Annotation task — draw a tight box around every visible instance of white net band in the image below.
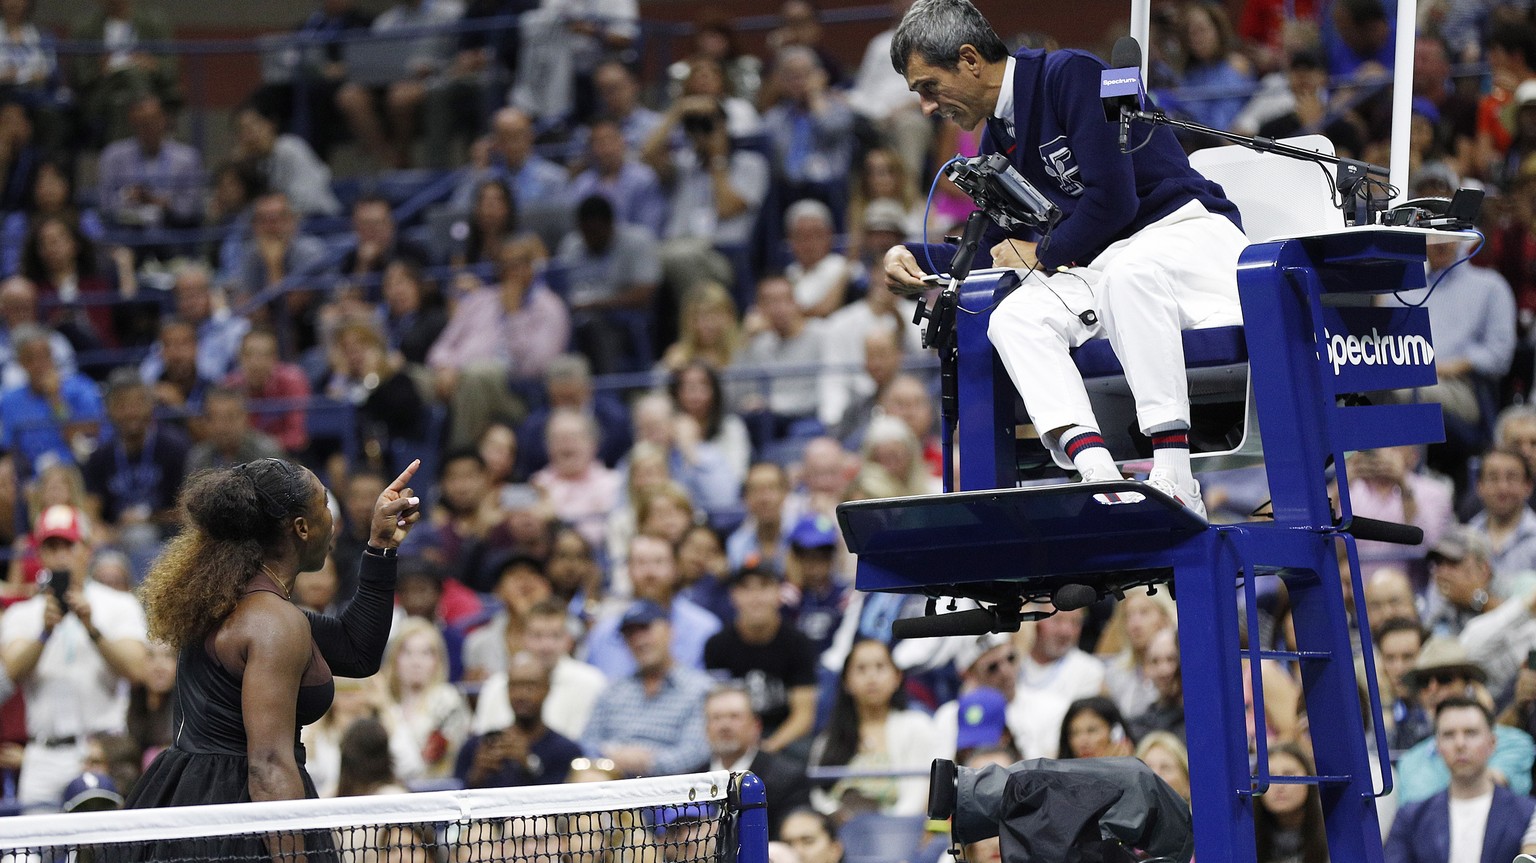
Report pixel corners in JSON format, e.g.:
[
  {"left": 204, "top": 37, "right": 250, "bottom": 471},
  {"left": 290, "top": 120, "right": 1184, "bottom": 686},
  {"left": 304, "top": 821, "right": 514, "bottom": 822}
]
[{"left": 0, "top": 770, "right": 744, "bottom": 863}]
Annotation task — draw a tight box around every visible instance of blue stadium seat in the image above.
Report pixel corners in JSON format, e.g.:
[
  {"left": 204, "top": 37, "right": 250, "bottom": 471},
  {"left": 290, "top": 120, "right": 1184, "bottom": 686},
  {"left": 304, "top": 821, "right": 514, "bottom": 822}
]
[
  {"left": 330, "top": 178, "right": 365, "bottom": 212},
  {"left": 373, "top": 169, "right": 454, "bottom": 208},
  {"left": 305, "top": 397, "right": 359, "bottom": 467},
  {"left": 391, "top": 403, "right": 448, "bottom": 493},
  {"left": 404, "top": 777, "right": 465, "bottom": 793},
  {"left": 1072, "top": 325, "right": 1248, "bottom": 378}
]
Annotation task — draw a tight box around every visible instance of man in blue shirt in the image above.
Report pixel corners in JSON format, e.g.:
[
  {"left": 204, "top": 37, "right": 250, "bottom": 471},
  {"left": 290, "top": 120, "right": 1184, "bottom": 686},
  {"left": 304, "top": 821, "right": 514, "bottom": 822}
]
[
  {"left": 1388, "top": 225, "right": 1516, "bottom": 462},
  {"left": 0, "top": 326, "right": 104, "bottom": 476},
  {"left": 582, "top": 534, "right": 721, "bottom": 680},
  {"left": 448, "top": 107, "right": 569, "bottom": 212},
  {"left": 881, "top": 0, "right": 1248, "bottom": 519},
  {"left": 580, "top": 599, "right": 712, "bottom": 777},
  {"left": 1394, "top": 640, "right": 1535, "bottom": 803}
]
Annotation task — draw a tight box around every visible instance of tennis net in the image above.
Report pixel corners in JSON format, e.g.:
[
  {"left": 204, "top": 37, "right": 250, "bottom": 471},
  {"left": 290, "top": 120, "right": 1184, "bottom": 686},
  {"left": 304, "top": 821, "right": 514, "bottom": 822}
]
[{"left": 0, "top": 769, "right": 767, "bottom": 863}]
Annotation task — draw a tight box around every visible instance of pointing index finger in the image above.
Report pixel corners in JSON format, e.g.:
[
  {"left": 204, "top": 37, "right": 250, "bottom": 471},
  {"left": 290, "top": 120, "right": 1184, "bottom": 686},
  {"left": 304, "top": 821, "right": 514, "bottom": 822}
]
[{"left": 386, "top": 459, "right": 421, "bottom": 494}]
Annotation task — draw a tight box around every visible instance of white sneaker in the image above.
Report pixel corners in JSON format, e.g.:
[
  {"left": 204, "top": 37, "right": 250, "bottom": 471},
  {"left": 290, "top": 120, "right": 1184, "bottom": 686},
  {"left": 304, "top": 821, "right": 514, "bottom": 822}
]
[
  {"left": 1146, "top": 469, "right": 1207, "bottom": 522},
  {"left": 1080, "top": 465, "right": 1146, "bottom": 506},
  {"left": 1078, "top": 464, "right": 1123, "bottom": 484}
]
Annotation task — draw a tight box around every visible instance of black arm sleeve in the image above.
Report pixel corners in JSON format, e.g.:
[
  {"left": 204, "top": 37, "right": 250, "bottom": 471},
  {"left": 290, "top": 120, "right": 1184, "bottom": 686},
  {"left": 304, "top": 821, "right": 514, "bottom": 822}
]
[{"left": 305, "top": 552, "right": 396, "bottom": 677}]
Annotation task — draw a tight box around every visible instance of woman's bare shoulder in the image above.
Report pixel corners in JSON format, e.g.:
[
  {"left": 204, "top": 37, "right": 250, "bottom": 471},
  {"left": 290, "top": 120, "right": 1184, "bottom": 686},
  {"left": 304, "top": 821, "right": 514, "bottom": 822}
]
[{"left": 213, "top": 593, "right": 312, "bottom": 674}]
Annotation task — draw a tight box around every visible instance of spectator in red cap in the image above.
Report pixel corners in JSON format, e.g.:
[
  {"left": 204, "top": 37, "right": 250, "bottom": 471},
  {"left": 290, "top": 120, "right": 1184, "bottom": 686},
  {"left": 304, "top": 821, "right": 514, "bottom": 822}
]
[{"left": 0, "top": 503, "right": 148, "bottom": 810}]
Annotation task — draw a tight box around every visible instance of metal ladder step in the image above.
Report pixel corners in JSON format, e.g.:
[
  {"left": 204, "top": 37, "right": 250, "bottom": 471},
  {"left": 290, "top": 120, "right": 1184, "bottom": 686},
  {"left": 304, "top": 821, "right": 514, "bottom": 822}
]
[
  {"left": 1252, "top": 648, "right": 1332, "bottom": 662},
  {"left": 1240, "top": 774, "right": 1354, "bottom": 796}
]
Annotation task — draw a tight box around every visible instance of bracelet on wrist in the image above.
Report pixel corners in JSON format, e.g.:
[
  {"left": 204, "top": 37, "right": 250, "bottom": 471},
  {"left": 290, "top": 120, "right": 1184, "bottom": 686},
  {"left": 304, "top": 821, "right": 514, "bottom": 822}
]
[{"left": 364, "top": 544, "right": 398, "bottom": 559}]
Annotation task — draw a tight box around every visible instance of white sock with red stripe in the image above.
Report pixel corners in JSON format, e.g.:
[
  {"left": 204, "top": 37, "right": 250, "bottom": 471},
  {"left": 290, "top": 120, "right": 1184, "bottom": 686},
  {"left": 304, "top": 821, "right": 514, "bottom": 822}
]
[{"left": 1062, "top": 425, "right": 1117, "bottom": 479}]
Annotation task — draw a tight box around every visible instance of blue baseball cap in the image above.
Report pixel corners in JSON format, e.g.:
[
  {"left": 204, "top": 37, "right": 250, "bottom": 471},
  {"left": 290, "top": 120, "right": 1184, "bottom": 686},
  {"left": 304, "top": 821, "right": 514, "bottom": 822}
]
[
  {"left": 620, "top": 599, "right": 669, "bottom": 633},
  {"left": 788, "top": 514, "right": 838, "bottom": 549},
  {"left": 955, "top": 687, "right": 1009, "bottom": 751},
  {"left": 62, "top": 772, "right": 122, "bottom": 813}
]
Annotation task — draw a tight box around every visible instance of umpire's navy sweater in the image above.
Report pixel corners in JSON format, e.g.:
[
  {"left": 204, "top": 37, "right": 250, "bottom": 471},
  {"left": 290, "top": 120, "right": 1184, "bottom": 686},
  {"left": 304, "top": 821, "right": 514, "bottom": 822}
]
[{"left": 910, "top": 47, "right": 1242, "bottom": 272}]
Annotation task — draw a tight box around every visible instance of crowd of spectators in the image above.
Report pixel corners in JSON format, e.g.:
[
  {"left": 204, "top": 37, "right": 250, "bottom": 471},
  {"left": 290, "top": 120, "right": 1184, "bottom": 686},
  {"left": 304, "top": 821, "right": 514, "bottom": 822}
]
[{"left": 5, "top": 0, "right": 1536, "bottom": 858}]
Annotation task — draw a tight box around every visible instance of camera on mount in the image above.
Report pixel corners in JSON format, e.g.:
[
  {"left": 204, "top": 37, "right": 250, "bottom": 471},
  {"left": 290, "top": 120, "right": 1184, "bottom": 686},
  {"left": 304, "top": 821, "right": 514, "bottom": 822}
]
[
  {"left": 928, "top": 757, "right": 1192, "bottom": 863},
  {"left": 944, "top": 154, "right": 1063, "bottom": 234}
]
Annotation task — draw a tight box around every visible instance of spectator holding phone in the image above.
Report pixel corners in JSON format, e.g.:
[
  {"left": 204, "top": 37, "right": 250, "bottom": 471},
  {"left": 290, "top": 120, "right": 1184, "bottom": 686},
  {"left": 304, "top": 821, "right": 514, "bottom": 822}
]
[
  {"left": 455, "top": 651, "right": 579, "bottom": 787},
  {"left": 0, "top": 504, "right": 149, "bottom": 810}
]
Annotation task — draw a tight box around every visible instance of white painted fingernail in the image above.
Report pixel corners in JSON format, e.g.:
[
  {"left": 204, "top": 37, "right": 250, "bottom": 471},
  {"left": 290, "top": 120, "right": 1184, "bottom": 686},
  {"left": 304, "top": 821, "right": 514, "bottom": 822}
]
[{"left": 407, "top": 497, "right": 420, "bottom": 506}]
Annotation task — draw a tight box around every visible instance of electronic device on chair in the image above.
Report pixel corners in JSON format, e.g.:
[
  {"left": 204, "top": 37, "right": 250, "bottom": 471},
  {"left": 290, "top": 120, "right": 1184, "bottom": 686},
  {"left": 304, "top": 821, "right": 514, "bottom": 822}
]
[
  {"left": 1381, "top": 188, "right": 1484, "bottom": 230},
  {"left": 944, "top": 154, "right": 1063, "bottom": 234}
]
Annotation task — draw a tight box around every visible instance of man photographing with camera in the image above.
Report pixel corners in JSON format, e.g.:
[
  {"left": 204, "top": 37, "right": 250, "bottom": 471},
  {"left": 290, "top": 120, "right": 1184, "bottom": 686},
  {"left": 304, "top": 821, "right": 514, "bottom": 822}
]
[
  {"left": 0, "top": 504, "right": 148, "bottom": 810},
  {"left": 642, "top": 93, "right": 770, "bottom": 322}
]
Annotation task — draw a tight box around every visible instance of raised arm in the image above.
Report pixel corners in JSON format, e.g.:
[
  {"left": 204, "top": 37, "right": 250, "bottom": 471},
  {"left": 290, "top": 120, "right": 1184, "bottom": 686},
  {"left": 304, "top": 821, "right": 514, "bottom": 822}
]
[{"left": 308, "top": 461, "right": 422, "bottom": 677}]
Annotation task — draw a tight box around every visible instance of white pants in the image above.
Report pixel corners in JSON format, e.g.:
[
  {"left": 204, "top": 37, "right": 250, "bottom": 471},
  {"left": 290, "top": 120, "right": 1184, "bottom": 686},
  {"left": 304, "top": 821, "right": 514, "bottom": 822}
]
[
  {"left": 986, "top": 201, "right": 1249, "bottom": 468},
  {"left": 19, "top": 740, "right": 86, "bottom": 811}
]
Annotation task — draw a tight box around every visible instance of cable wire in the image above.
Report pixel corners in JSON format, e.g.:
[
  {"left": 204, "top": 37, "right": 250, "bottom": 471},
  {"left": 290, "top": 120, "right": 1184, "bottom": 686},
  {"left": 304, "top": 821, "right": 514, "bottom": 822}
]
[
  {"left": 921, "top": 156, "right": 966, "bottom": 276},
  {"left": 1393, "top": 227, "right": 1486, "bottom": 308}
]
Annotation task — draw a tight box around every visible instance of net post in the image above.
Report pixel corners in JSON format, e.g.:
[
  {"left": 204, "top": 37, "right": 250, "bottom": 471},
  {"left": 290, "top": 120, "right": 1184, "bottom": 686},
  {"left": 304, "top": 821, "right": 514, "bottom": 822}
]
[{"left": 730, "top": 771, "right": 769, "bottom": 863}]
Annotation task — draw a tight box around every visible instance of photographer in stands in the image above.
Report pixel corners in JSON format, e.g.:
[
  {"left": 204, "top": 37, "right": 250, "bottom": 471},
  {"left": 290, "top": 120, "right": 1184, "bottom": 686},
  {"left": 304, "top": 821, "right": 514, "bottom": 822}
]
[
  {"left": 0, "top": 505, "right": 147, "bottom": 810},
  {"left": 643, "top": 95, "right": 769, "bottom": 305}
]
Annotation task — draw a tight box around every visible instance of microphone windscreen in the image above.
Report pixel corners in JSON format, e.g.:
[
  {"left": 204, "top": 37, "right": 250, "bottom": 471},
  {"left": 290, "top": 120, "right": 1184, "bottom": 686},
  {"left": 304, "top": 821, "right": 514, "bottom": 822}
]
[
  {"left": 1110, "top": 35, "right": 1142, "bottom": 70},
  {"left": 1052, "top": 583, "right": 1099, "bottom": 612},
  {"left": 1346, "top": 516, "right": 1424, "bottom": 547},
  {"left": 891, "top": 608, "right": 997, "bottom": 639}
]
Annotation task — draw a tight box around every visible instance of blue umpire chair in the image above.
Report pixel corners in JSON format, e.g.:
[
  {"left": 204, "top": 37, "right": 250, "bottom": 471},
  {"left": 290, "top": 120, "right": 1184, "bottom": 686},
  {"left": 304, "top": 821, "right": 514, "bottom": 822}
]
[{"left": 836, "top": 137, "right": 1469, "bottom": 863}]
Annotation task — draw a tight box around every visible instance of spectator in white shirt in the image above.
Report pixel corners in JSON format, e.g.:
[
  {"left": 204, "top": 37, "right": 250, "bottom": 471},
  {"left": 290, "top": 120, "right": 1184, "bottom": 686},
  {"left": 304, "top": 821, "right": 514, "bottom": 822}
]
[
  {"left": 472, "top": 598, "right": 605, "bottom": 741},
  {"left": 1386, "top": 697, "right": 1534, "bottom": 863},
  {"left": 1018, "top": 605, "right": 1107, "bottom": 705},
  {"left": 844, "top": 0, "right": 930, "bottom": 178},
  {"left": 0, "top": 505, "right": 148, "bottom": 810},
  {"left": 783, "top": 199, "right": 850, "bottom": 319}
]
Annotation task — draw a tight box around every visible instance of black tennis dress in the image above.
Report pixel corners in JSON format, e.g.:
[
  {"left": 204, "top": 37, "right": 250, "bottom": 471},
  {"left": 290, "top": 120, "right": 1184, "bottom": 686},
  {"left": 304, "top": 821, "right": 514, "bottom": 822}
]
[{"left": 118, "top": 552, "right": 397, "bottom": 860}]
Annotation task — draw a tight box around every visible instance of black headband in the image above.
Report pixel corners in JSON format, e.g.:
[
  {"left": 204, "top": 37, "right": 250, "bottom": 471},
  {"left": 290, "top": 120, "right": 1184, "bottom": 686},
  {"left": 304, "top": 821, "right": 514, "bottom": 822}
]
[{"left": 233, "top": 458, "right": 307, "bottom": 521}]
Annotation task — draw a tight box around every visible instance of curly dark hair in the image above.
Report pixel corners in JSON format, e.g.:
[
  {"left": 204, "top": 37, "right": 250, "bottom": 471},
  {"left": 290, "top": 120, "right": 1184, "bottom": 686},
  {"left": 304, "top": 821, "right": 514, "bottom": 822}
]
[{"left": 139, "top": 459, "right": 315, "bottom": 649}]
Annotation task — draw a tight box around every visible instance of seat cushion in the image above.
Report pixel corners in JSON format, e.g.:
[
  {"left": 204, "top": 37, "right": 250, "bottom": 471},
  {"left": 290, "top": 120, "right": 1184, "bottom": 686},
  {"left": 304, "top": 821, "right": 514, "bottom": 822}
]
[{"left": 1071, "top": 326, "right": 1248, "bottom": 378}]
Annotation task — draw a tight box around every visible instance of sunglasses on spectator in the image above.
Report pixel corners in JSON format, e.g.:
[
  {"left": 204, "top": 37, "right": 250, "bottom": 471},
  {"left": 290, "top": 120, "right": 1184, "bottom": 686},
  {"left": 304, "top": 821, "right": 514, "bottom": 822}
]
[
  {"left": 1425, "top": 672, "right": 1465, "bottom": 687},
  {"left": 981, "top": 652, "right": 1018, "bottom": 676}
]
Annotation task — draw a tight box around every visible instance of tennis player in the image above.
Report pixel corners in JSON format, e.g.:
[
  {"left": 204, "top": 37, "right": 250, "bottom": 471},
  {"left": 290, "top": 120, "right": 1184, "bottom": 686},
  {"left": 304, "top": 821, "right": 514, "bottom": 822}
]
[{"left": 128, "top": 458, "right": 421, "bottom": 824}]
